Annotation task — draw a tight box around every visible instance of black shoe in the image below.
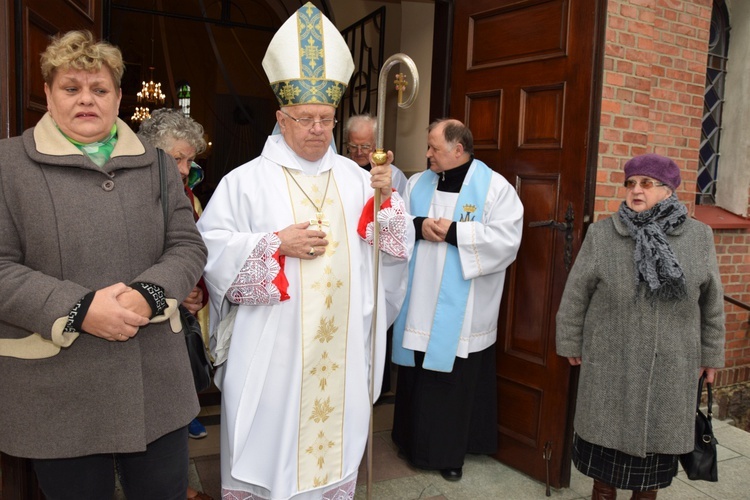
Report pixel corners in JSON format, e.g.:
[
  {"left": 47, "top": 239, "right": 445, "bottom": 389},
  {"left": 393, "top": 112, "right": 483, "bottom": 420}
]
[{"left": 440, "top": 468, "right": 462, "bottom": 481}]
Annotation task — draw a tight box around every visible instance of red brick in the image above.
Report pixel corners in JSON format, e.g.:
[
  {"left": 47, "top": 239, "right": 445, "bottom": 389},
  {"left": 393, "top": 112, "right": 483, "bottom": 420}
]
[{"left": 620, "top": 32, "right": 637, "bottom": 47}]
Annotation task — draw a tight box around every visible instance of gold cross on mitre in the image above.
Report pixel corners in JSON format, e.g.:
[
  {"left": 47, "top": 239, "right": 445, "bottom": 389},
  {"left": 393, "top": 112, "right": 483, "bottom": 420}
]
[
  {"left": 394, "top": 73, "right": 408, "bottom": 104},
  {"left": 309, "top": 211, "right": 330, "bottom": 232}
]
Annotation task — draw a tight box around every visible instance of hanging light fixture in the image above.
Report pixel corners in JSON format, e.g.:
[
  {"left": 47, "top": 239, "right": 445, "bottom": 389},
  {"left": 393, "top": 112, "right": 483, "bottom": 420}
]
[
  {"left": 134, "top": 13, "right": 166, "bottom": 113},
  {"left": 137, "top": 67, "right": 165, "bottom": 105},
  {"left": 131, "top": 106, "right": 151, "bottom": 123}
]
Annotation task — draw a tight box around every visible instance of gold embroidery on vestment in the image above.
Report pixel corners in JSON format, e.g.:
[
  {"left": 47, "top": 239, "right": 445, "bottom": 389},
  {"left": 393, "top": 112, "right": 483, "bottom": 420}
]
[
  {"left": 311, "top": 265, "right": 343, "bottom": 308},
  {"left": 315, "top": 317, "right": 337, "bottom": 343},
  {"left": 310, "top": 397, "right": 334, "bottom": 423},
  {"left": 286, "top": 169, "right": 350, "bottom": 490},
  {"left": 324, "top": 240, "right": 339, "bottom": 257},
  {"left": 310, "top": 351, "right": 340, "bottom": 390},
  {"left": 305, "top": 430, "right": 335, "bottom": 469}
]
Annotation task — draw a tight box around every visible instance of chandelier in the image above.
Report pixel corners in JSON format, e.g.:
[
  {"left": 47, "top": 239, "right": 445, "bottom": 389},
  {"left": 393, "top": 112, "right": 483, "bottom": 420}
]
[
  {"left": 131, "top": 14, "right": 165, "bottom": 123},
  {"left": 137, "top": 67, "right": 165, "bottom": 104},
  {"left": 131, "top": 106, "right": 151, "bottom": 123}
]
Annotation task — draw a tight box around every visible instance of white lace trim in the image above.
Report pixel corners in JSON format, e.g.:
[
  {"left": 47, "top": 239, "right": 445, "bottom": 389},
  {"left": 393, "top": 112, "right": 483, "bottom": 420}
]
[
  {"left": 225, "top": 233, "right": 283, "bottom": 305},
  {"left": 322, "top": 477, "right": 356, "bottom": 500},
  {"left": 364, "top": 192, "right": 408, "bottom": 259},
  {"left": 220, "top": 476, "right": 356, "bottom": 500}
]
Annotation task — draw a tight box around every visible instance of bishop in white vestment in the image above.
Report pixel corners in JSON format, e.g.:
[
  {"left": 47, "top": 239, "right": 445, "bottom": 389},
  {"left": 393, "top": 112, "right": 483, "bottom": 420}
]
[
  {"left": 197, "top": 4, "right": 412, "bottom": 499},
  {"left": 391, "top": 119, "right": 524, "bottom": 481}
]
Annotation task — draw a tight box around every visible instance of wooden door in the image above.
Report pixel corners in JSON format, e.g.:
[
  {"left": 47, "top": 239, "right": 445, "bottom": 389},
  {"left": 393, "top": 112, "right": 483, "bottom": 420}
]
[
  {"left": 1, "top": 0, "right": 100, "bottom": 137},
  {"left": 449, "top": 0, "right": 603, "bottom": 487},
  {"left": 0, "top": 3, "right": 99, "bottom": 496}
]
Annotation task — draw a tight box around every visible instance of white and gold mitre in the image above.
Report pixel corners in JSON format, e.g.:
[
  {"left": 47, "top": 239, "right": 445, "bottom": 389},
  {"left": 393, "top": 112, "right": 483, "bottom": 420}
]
[{"left": 262, "top": 2, "right": 354, "bottom": 108}]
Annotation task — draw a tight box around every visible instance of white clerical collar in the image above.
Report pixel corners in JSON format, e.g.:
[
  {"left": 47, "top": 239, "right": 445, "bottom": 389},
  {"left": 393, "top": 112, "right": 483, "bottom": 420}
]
[{"left": 279, "top": 136, "right": 325, "bottom": 176}]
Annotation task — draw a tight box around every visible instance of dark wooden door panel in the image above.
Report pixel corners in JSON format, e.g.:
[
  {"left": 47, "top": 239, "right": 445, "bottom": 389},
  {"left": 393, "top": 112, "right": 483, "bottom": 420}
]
[
  {"left": 450, "top": 0, "right": 602, "bottom": 487},
  {"left": 468, "top": 0, "right": 569, "bottom": 70},
  {"left": 506, "top": 175, "right": 561, "bottom": 363},
  {"left": 17, "top": 0, "right": 100, "bottom": 133}
]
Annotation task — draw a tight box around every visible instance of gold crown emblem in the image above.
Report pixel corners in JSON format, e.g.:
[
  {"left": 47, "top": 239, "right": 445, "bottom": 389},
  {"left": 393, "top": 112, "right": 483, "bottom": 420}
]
[{"left": 463, "top": 204, "right": 477, "bottom": 213}]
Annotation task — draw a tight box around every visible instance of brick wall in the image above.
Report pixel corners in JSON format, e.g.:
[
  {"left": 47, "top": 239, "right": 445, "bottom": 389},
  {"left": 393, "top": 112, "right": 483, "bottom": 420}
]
[
  {"left": 714, "top": 231, "right": 750, "bottom": 386},
  {"left": 597, "top": 0, "right": 749, "bottom": 388}
]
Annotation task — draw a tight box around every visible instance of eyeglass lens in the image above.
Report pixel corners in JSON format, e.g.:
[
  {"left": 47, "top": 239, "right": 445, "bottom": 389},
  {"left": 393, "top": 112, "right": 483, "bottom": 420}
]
[
  {"left": 624, "top": 179, "right": 662, "bottom": 189},
  {"left": 296, "top": 117, "right": 336, "bottom": 128},
  {"left": 282, "top": 110, "right": 336, "bottom": 128}
]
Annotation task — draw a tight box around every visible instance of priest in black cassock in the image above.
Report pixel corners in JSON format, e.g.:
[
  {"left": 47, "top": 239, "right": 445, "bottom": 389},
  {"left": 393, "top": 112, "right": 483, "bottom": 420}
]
[{"left": 391, "top": 118, "right": 523, "bottom": 481}]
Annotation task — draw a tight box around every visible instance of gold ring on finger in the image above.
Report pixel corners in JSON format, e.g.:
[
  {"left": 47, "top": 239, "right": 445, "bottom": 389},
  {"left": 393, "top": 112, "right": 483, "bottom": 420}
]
[{"left": 308, "top": 247, "right": 315, "bottom": 256}]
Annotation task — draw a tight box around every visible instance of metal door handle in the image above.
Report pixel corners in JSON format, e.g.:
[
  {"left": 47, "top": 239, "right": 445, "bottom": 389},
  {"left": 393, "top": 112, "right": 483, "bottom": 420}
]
[
  {"left": 528, "top": 202, "right": 575, "bottom": 271},
  {"left": 528, "top": 219, "right": 568, "bottom": 231}
]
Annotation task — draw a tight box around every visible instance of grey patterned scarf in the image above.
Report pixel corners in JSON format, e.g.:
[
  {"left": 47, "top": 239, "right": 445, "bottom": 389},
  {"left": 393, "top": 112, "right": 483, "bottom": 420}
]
[{"left": 617, "top": 193, "right": 688, "bottom": 301}]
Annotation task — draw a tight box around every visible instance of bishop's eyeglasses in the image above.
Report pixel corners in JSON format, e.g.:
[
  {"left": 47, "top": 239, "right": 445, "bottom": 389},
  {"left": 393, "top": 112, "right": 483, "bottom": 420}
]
[
  {"left": 280, "top": 110, "right": 337, "bottom": 129},
  {"left": 624, "top": 178, "right": 666, "bottom": 190}
]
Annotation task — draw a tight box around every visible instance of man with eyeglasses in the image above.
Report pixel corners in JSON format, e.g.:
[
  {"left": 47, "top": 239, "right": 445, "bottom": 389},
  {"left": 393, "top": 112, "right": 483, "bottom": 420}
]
[
  {"left": 344, "top": 114, "right": 408, "bottom": 399},
  {"left": 344, "top": 114, "right": 408, "bottom": 195},
  {"left": 196, "top": 4, "right": 413, "bottom": 499}
]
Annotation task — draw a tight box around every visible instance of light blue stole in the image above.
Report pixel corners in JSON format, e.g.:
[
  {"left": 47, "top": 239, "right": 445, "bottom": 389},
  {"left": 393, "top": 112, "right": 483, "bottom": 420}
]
[{"left": 392, "top": 160, "right": 492, "bottom": 372}]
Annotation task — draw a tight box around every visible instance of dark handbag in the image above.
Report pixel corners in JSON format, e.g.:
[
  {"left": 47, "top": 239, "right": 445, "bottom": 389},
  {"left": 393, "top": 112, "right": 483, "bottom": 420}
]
[
  {"left": 679, "top": 373, "right": 718, "bottom": 482},
  {"left": 179, "top": 305, "right": 212, "bottom": 393},
  {"left": 158, "top": 149, "right": 213, "bottom": 393}
]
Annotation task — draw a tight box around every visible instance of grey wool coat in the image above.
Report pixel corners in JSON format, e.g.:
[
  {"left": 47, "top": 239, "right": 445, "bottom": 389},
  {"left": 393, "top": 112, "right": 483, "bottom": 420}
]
[
  {"left": 556, "top": 213, "right": 725, "bottom": 458},
  {"left": 0, "top": 113, "right": 208, "bottom": 459}
]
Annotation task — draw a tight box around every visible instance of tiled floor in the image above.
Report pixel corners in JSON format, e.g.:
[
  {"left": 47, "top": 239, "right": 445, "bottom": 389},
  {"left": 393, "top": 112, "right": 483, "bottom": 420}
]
[{"left": 185, "top": 401, "right": 750, "bottom": 500}]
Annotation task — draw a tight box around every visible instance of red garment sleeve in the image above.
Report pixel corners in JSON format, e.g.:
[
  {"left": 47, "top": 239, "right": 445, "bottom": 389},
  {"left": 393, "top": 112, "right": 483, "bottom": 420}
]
[
  {"left": 196, "top": 277, "right": 209, "bottom": 307},
  {"left": 357, "top": 190, "right": 395, "bottom": 239},
  {"left": 272, "top": 244, "right": 290, "bottom": 302}
]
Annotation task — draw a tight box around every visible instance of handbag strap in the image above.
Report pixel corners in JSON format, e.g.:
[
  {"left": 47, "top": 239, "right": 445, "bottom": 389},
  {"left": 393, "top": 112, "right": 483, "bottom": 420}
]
[
  {"left": 696, "top": 372, "right": 713, "bottom": 418},
  {"left": 157, "top": 150, "right": 191, "bottom": 323},
  {"left": 157, "top": 148, "right": 169, "bottom": 247}
]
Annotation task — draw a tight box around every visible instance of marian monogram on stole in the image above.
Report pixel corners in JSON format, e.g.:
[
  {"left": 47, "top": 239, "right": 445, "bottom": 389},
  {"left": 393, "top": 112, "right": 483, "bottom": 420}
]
[
  {"left": 459, "top": 203, "right": 477, "bottom": 222},
  {"left": 285, "top": 170, "right": 349, "bottom": 489}
]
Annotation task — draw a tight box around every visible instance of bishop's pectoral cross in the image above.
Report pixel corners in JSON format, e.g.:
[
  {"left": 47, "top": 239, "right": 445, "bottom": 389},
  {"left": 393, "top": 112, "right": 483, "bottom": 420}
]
[{"left": 309, "top": 211, "right": 330, "bottom": 232}]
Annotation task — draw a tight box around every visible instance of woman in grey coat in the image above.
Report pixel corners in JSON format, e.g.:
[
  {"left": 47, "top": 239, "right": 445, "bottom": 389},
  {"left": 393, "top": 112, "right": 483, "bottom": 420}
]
[
  {"left": 0, "top": 31, "right": 207, "bottom": 499},
  {"left": 556, "top": 153, "right": 725, "bottom": 500}
]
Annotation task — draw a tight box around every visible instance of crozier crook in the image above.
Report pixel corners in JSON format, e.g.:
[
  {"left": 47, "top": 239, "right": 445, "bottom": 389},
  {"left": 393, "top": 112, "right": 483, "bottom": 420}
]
[{"left": 367, "top": 53, "right": 419, "bottom": 500}]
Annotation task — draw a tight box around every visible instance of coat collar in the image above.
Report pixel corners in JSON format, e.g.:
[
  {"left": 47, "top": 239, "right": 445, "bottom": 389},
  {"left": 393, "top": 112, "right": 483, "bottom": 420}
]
[{"left": 26, "top": 113, "right": 148, "bottom": 171}]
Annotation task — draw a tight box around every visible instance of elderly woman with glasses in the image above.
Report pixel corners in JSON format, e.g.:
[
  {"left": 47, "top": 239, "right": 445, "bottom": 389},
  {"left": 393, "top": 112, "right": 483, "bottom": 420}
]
[
  {"left": 139, "top": 108, "right": 214, "bottom": 500},
  {"left": 139, "top": 109, "right": 209, "bottom": 322},
  {"left": 556, "top": 153, "right": 725, "bottom": 500}
]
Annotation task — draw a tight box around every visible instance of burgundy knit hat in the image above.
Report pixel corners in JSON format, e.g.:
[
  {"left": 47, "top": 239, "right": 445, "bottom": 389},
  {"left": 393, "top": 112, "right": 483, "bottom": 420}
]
[{"left": 623, "top": 153, "right": 681, "bottom": 190}]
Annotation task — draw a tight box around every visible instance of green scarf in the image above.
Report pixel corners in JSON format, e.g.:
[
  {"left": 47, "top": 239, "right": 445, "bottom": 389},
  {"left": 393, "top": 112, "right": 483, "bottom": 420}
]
[{"left": 63, "top": 124, "right": 118, "bottom": 168}]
